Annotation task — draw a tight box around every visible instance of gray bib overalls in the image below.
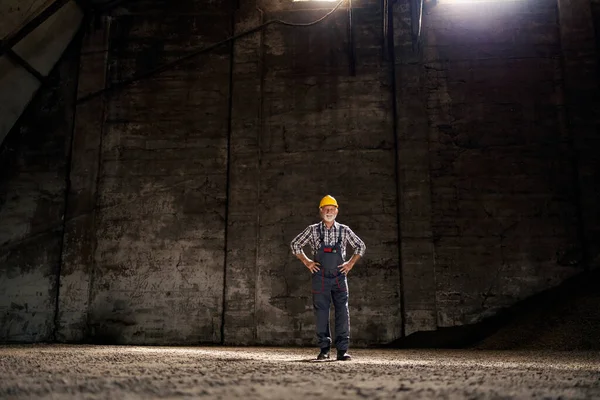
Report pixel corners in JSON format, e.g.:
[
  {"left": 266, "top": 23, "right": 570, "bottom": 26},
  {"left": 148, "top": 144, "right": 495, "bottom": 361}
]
[{"left": 312, "top": 224, "right": 350, "bottom": 351}]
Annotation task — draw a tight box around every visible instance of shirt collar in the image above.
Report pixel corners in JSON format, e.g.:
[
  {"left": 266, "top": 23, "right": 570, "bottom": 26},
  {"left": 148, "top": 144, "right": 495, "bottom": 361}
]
[{"left": 320, "top": 220, "right": 339, "bottom": 230}]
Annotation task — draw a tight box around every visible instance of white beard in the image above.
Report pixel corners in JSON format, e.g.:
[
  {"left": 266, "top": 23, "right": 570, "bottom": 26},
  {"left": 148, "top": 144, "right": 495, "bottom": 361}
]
[{"left": 324, "top": 214, "right": 336, "bottom": 222}]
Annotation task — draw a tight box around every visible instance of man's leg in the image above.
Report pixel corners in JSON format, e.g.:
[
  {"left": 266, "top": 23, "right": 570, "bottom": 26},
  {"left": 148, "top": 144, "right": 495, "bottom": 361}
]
[
  {"left": 313, "top": 275, "right": 332, "bottom": 350},
  {"left": 332, "top": 276, "right": 350, "bottom": 353}
]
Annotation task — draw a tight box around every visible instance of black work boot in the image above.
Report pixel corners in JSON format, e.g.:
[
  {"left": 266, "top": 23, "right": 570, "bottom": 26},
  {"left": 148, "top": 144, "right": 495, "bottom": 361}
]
[
  {"left": 336, "top": 350, "right": 352, "bottom": 361},
  {"left": 317, "top": 347, "right": 330, "bottom": 360}
]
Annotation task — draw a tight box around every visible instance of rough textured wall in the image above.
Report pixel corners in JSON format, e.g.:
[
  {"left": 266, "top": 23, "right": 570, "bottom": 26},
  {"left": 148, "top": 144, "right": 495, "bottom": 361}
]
[
  {"left": 62, "top": 0, "right": 595, "bottom": 345},
  {"left": 559, "top": 0, "right": 600, "bottom": 269},
  {"left": 55, "top": 18, "right": 111, "bottom": 342},
  {"left": 590, "top": 0, "right": 600, "bottom": 266},
  {"left": 393, "top": 0, "right": 438, "bottom": 335},
  {"left": 79, "top": 1, "right": 233, "bottom": 344},
  {"left": 0, "top": 45, "right": 79, "bottom": 342},
  {"left": 225, "top": 0, "right": 401, "bottom": 346},
  {"left": 70, "top": 0, "right": 401, "bottom": 346},
  {"left": 420, "top": 0, "right": 582, "bottom": 326},
  {"left": 221, "top": 3, "right": 262, "bottom": 345},
  {"left": 4, "top": 0, "right": 598, "bottom": 345}
]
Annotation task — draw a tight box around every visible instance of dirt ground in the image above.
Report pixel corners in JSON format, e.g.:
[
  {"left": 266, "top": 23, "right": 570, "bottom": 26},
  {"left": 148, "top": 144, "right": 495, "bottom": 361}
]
[{"left": 0, "top": 345, "right": 599, "bottom": 399}]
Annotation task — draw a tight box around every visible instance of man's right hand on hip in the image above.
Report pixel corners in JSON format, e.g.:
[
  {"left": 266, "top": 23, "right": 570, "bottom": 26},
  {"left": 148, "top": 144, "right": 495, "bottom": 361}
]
[{"left": 305, "top": 261, "right": 320, "bottom": 273}]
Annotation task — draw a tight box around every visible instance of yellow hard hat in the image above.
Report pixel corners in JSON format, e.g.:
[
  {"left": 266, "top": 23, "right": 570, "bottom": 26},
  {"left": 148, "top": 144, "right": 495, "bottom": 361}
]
[{"left": 319, "top": 195, "right": 338, "bottom": 208}]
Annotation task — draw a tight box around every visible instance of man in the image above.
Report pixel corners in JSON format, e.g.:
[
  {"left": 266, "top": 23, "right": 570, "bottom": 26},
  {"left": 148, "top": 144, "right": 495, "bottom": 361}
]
[{"left": 290, "top": 195, "right": 366, "bottom": 361}]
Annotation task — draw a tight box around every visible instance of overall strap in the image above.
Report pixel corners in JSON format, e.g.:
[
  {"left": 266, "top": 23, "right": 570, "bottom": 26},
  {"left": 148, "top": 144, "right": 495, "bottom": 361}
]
[{"left": 336, "top": 226, "right": 344, "bottom": 246}]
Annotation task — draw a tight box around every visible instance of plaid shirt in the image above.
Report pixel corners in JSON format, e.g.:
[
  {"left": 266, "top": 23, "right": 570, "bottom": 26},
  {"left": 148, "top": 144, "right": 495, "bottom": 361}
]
[{"left": 290, "top": 221, "right": 366, "bottom": 261}]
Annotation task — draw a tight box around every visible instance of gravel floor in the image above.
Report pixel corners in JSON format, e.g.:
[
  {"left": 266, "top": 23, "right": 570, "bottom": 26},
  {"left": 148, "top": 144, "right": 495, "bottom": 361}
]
[{"left": 0, "top": 345, "right": 599, "bottom": 399}]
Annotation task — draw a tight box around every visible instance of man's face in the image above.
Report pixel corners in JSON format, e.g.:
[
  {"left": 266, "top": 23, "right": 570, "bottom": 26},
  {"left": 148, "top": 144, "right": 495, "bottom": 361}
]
[{"left": 320, "top": 206, "right": 338, "bottom": 223}]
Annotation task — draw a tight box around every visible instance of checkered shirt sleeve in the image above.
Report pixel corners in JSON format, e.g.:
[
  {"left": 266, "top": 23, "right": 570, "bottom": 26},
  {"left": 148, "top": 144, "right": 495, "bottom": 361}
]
[
  {"left": 344, "top": 226, "right": 366, "bottom": 257},
  {"left": 290, "top": 225, "right": 314, "bottom": 255}
]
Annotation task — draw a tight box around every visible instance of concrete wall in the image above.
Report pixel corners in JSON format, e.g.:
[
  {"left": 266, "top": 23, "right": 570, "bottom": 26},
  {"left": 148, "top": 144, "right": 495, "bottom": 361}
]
[
  {"left": 3, "top": 0, "right": 599, "bottom": 345},
  {"left": 561, "top": 0, "right": 600, "bottom": 268},
  {"left": 57, "top": 3, "right": 233, "bottom": 344},
  {"left": 411, "top": 0, "right": 582, "bottom": 328},
  {"left": 57, "top": 0, "right": 402, "bottom": 345},
  {"left": 224, "top": 0, "right": 401, "bottom": 346},
  {"left": 0, "top": 44, "right": 79, "bottom": 342}
]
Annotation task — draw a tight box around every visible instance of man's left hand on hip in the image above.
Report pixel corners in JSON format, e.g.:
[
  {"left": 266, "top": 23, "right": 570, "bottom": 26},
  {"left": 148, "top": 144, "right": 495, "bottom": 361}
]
[{"left": 338, "top": 261, "right": 354, "bottom": 275}]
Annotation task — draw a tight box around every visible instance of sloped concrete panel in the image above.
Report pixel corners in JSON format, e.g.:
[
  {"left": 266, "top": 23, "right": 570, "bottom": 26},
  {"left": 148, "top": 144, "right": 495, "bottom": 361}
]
[{"left": 0, "top": 0, "right": 83, "bottom": 147}]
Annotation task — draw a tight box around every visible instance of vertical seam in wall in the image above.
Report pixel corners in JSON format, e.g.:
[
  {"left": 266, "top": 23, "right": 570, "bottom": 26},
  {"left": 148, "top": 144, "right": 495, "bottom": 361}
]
[
  {"left": 221, "top": 2, "right": 236, "bottom": 345},
  {"left": 422, "top": 27, "right": 439, "bottom": 329},
  {"left": 53, "top": 18, "right": 87, "bottom": 342},
  {"left": 381, "top": 0, "right": 387, "bottom": 61},
  {"left": 86, "top": 16, "right": 112, "bottom": 339},
  {"left": 415, "top": 12, "right": 439, "bottom": 328},
  {"left": 255, "top": 6, "right": 266, "bottom": 343},
  {"left": 388, "top": 0, "right": 406, "bottom": 338},
  {"left": 555, "top": 0, "right": 588, "bottom": 270},
  {"left": 347, "top": 0, "right": 356, "bottom": 76}
]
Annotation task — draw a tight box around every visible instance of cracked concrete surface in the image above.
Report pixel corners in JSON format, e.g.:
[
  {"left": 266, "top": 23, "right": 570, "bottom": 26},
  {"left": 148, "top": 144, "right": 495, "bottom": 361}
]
[{"left": 0, "top": 345, "right": 599, "bottom": 399}]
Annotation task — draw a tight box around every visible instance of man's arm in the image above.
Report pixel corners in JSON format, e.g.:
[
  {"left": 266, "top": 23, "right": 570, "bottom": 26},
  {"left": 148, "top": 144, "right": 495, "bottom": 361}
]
[
  {"left": 338, "top": 227, "right": 366, "bottom": 275},
  {"left": 294, "top": 252, "right": 320, "bottom": 273},
  {"left": 339, "top": 254, "right": 361, "bottom": 275},
  {"left": 290, "top": 226, "right": 320, "bottom": 273}
]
